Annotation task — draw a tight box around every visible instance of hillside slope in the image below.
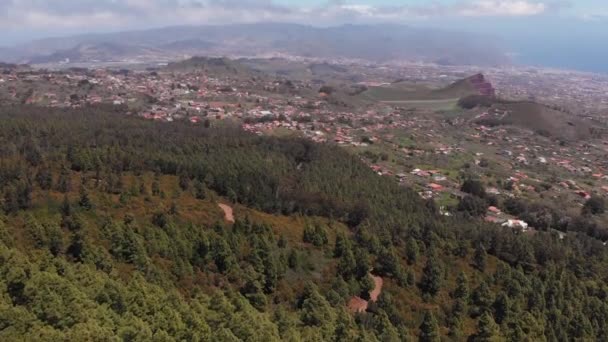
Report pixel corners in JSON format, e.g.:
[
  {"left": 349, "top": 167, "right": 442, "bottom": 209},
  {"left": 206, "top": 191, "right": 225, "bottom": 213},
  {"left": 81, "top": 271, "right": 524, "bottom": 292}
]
[
  {"left": 358, "top": 74, "right": 494, "bottom": 110},
  {"left": 0, "top": 106, "right": 606, "bottom": 340},
  {"left": 471, "top": 100, "right": 598, "bottom": 141},
  {"left": 165, "top": 57, "right": 263, "bottom": 80}
]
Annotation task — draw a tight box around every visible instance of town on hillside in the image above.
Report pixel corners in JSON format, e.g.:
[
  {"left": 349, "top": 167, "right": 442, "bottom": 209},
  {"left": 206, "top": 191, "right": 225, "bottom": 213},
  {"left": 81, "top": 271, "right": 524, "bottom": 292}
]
[{"left": 2, "top": 57, "right": 608, "bottom": 242}]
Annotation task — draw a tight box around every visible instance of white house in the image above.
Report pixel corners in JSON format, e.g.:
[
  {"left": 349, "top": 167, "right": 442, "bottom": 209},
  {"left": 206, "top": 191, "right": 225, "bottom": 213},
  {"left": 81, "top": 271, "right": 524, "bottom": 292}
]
[{"left": 502, "top": 219, "right": 529, "bottom": 231}]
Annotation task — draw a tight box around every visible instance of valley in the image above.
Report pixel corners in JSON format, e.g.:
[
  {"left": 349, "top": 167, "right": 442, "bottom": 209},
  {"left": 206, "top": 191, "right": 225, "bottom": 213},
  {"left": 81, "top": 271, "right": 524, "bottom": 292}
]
[
  {"left": 2, "top": 57, "right": 607, "bottom": 242},
  {"left": 0, "top": 55, "right": 607, "bottom": 341}
]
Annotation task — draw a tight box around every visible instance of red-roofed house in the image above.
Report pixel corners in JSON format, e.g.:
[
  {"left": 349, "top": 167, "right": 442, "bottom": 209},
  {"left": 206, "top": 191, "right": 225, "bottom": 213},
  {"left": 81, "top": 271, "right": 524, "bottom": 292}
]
[
  {"left": 428, "top": 183, "right": 444, "bottom": 191},
  {"left": 488, "top": 206, "right": 501, "bottom": 214}
]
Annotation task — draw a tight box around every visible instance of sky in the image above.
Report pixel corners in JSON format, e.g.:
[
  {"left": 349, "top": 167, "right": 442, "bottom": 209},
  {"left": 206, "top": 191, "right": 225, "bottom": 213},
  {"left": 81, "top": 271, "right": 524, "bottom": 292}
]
[
  {"left": 2, "top": 0, "right": 605, "bottom": 38},
  {"left": 1, "top": 0, "right": 607, "bottom": 72}
]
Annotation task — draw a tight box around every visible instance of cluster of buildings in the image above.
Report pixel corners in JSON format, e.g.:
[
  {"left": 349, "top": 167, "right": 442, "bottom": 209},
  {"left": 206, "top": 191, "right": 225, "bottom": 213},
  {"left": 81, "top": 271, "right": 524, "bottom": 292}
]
[{"left": 2, "top": 58, "right": 607, "bottom": 236}]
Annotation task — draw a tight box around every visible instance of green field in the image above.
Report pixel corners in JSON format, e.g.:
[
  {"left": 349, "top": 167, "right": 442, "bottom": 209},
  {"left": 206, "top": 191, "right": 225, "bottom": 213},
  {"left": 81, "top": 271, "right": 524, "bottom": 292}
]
[
  {"left": 357, "top": 78, "right": 477, "bottom": 111},
  {"left": 379, "top": 98, "right": 459, "bottom": 110}
]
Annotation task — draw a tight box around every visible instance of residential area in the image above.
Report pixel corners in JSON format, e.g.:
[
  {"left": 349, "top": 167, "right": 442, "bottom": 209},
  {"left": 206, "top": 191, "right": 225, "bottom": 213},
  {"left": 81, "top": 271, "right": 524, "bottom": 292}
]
[{"left": 1, "top": 58, "right": 607, "bottom": 241}]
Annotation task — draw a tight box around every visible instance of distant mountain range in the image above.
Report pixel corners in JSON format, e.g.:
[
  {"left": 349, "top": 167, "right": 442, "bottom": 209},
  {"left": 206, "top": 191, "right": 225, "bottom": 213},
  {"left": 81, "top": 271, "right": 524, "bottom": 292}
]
[{"left": 0, "top": 23, "right": 509, "bottom": 66}]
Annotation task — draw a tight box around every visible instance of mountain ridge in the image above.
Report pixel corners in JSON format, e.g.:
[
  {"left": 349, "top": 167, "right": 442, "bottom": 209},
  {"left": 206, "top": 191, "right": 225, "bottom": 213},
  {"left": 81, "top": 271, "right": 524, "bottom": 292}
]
[{"left": 0, "top": 23, "right": 510, "bottom": 66}]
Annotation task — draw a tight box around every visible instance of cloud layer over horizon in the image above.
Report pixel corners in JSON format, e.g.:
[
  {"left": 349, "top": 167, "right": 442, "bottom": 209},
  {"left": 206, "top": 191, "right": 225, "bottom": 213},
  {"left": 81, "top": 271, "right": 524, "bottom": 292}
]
[
  {"left": 1, "top": 0, "right": 608, "bottom": 73},
  {"left": 0, "top": 0, "right": 566, "bottom": 32}
]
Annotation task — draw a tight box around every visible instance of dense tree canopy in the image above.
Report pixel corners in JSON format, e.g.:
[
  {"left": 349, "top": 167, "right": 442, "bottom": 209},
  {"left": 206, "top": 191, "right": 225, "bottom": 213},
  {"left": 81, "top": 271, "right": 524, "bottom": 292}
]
[{"left": 0, "top": 106, "right": 606, "bottom": 340}]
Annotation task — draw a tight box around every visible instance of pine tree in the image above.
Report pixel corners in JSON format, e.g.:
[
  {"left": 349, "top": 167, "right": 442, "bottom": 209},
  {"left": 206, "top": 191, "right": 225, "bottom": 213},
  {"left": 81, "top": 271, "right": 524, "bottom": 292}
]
[
  {"left": 461, "top": 179, "right": 486, "bottom": 198},
  {"left": 24, "top": 215, "right": 46, "bottom": 248},
  {"left": 420, "top": 255, "right": 442, "bottom": 297},
  {"left": 47, "top": 224, "right": 64, "bottom": 256},
  {"left": 376, "top": 247, "right": 400, "bottom": 276},
  {"left": 61, "top": 195, "right": 72, "bottom": 218},
  {"left": 333, "top": 232, "right": 349, "bottom": 258},
  {"left": 338, "top": 248, "right": 357, "bottom": 280},
  {"left": 454, "top": 239, "right": 469, "bottom": 258},
  {"left": 94, "top": 162, "right": 102, "bottom": 188},
  {"left": 15, "top": 181, "right": 32, "bottom": 211},
  {"left": 139, "top": 182, "right": 147, "bottom": 195},
  {"left": 178, "top": 173, "right": 190, "bottom": 191},
  {"left": 263, "top": 256, "right": 279, "bottom": 294},
  {"left": 359, "top": 274, "right": 374, "bottom": 301},
  {"left": 303, "top": 224, "right": 328, "bottom": 247},
  {"left": 474, "top": 243, "right": 487, "bottom": 272},
  {"left": 493, "top": 292, "right": 510, "bottom": 324},
  {"left": 79, "top": 186, "right": 93, "bottom": 210},
  {"left": 212, "top": 237, "right": 236, "bottom": 274},
  {"left": 474, "top": 312, "right": 503, "bottom": 342},
  {"left": 419, "top": 311, "right": 440, "bottom": 342},
  {"left": 454, "top": 272, "right": 469, "bottom": 300},
  {"left": 57, "top": 167, "right": 71, "bottom": 193},
  {"left": 169, "top": 202, "right": 179, "bottom": 215},
  {"left": 3, "top": 185, "right": 19, "bottom": 214},
  {"left": 240, "top": 269, "right": 268, "bottom": 311},
  {"left": 406, "top": 237, "right": 419, "bottom": 265},
  {"left": 66, "top": 231, "right": 88, "bottom": 262},
  {"left": 300, "top": 284, "right": 336, "bottom": 327},
  {"left": 406, "top": 270, "right": 416, "bottom": 287},
  {"left": 287, "top": 249, "right": 299, "bottom": 269},
  {"left": 472, "top": 281, "right": 494, "bottom": 314},
  {"left": 452, "top": 272, "right": 469, "bottom": 316},
  {"left": 568, "top": 311, "right": 594, "bottom": 339},
  {"left": 193, "top": 180, "right": 207, "bottom": 200},
  {"left": 35, "top": 166, "right": 53, "bottom": 190},
  {"left": 151, "top": 212, "right": 168, "bottom": 228},
  {"left": 151, "top": 180, "right": 160, "bottom": 196},
  {"left": 582, "top": 196, "right": 605, "bottom": 215},
  {"left": 277, "top": 234, "right": 287, "bottom": 248},
  {"left": 374, "top": 311, "right": 401, "bottom": 342},
  {"left": 448, "top": 316, "right": 465, "bottom": 340},
  {"left": 333, "top": 309, "right": 359, "bottom": 341},
  {"left": 376, "top": 292, "right": 402, "bottom": 327},
  {"left": 354, "top": 248, "right": 370, "bottom": 279}
]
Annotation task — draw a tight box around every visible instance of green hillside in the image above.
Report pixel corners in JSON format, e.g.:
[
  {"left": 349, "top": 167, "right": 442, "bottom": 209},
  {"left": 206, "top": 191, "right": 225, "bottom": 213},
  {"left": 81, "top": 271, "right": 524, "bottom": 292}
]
[
  {"left": 357, "top": 77, "right": 482, "bottom": 110},
  {"left": 365, "top": 76, "right": 481, "bottom": 100},
  {"left": 0, "top": 106, "right": 607, "bottom": 341},
  {"left": 496, "top": 101, "right": 595, "bottom": 140},
  {"left": 471, "top": 100, "right": 598, "bottom": 141},
  {"left": 165, "top": 57, "right": 262, "bottom": 79}
]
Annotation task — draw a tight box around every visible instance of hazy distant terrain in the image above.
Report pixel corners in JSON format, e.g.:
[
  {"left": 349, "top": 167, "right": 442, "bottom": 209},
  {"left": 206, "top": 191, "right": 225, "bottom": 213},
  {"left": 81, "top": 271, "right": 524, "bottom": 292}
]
[{"left": 0, "top": 23, "right": 509, "bottom": 66}]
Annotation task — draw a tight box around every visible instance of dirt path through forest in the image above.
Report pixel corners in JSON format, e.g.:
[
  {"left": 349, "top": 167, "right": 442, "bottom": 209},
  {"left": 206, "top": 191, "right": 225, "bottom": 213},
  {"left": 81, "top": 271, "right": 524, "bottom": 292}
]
[
  {"left": 347, "top": 274, "right": 384, "bottom": 313},
  {"left": 369, "top": 275, "right": 383, "bottom": 301},
  {"left": 218, "top": 203, "right": 234, "bottom": 223}
]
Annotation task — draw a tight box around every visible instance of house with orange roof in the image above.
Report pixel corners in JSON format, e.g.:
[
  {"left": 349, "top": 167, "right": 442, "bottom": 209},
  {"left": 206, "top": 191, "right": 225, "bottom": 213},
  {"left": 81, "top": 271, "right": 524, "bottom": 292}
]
[{"left": 428, "top": 183, "right": 444, "bottom": 191}]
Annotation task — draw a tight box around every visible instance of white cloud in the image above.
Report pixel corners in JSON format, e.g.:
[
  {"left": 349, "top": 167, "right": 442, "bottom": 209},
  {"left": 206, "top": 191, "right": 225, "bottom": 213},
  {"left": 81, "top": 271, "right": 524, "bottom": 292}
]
[
  {"left": 339, "top": 5, "right": 376, "bottom": 16},
  {"left": 458, "top": 1, "right": 547, "bottom": 16},
  {"left": 15, "top": 11, "right": 131, "bottom": 29},
  {"left": 578, "top": 12, "right": 608, "bottom": 22},
  {"left": 0, "top": 0, "right": 558, "bottom": 31}
]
